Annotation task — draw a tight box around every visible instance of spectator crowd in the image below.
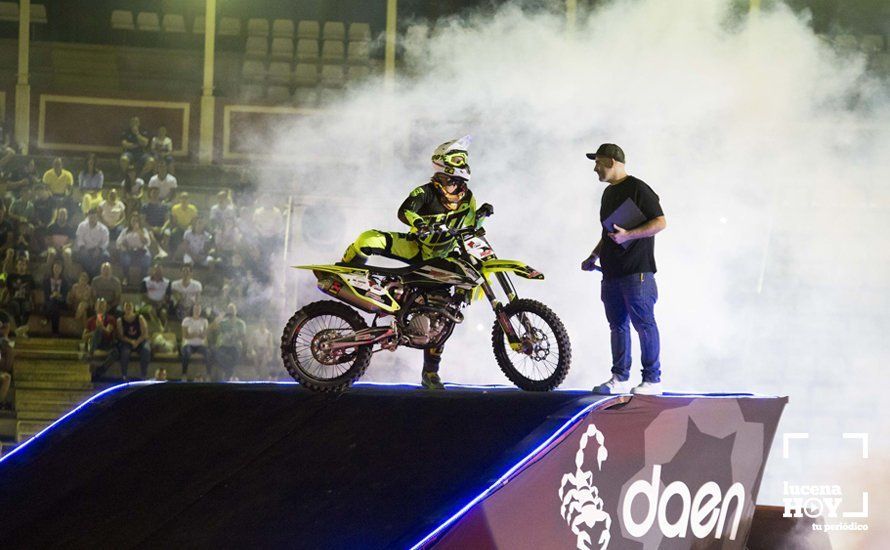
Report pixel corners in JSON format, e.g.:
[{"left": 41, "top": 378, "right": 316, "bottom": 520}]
[{"left": 0, "top": 116, "right": 285, "bottom": 407}]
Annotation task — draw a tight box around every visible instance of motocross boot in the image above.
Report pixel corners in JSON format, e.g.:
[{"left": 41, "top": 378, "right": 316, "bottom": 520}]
[{"left": 421, "top": 371, "right": 445, "bottom": 390}]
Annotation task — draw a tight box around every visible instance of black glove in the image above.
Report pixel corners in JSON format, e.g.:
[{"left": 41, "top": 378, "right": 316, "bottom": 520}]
[{"left": 476, "top": 203, "right": 494, "bottom": 219}]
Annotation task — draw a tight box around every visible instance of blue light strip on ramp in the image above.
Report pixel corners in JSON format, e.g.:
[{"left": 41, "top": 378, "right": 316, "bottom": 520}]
[
  {"left": 0, "top": 381, "right": 158, "bottom": 466},
  {"left": 409, "top": 395, "right": 618, "bottom": 550}
]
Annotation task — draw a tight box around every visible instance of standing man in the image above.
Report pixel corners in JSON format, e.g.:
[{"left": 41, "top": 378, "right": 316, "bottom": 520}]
[{"left": 581, "top": 144, "right": 666, "bottom": 395}]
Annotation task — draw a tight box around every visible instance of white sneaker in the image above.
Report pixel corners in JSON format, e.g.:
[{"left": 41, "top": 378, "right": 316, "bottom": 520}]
[
  {"left": 631, "top": 381, "right": 663, "bottom": 395},
  {"left": 592, "top": 375, "right": 632, "bottom": 395}
]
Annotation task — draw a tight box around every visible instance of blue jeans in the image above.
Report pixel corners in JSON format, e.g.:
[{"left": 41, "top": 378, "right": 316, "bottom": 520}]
[{"left": 601, "top": 272, "right": 661, "bottom": 383}]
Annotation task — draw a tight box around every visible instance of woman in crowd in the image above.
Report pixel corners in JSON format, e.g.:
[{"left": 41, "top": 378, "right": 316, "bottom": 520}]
[
  {"left": 77, "top": 153, "right": 104, "bottom": 195},
  {"left": 119, "top": 164, "right": 144, "bottom": 214},
  {"left": 116, "top": 213, "right": 152, "bottom": 285},
  {"left": 42, "top": 259, "right": 69, "bottom": 337},
  {"left": 115, "top": 300, "right": 151, "bottom": 380},
  {"left": 180, "top": 216, "right": 214, "bottom": 266},
  {"left": 45, "top": 207, "right": 76, "bottom": 266},
  {"left": 67, "top": 270, "right": 93, "bottom": 327}
]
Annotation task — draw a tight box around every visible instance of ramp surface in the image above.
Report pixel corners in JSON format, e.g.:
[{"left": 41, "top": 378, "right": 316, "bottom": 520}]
[{"left": 0, "top": 383, "right": 610, "bottom": 549}]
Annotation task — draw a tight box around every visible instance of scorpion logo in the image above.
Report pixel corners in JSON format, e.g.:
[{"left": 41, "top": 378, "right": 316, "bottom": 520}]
[{"left": 558, "top": 423, "right": 612, "bottom": 550}]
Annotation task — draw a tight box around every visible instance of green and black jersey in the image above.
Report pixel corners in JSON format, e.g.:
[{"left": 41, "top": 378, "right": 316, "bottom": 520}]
[{"left": 397, "top": 182, "right": 478, "bottom": 255}]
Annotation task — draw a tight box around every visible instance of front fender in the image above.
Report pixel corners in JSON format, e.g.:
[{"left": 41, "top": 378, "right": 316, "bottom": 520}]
[{"left": 480, "top": 259, "right": 544, "bottom": 280}]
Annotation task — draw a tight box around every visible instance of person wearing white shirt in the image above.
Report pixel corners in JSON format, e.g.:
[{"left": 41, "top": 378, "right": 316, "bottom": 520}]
[
  {"left": 141, "top": 263, "right": 171, "bottom": 328},
  {"left": 116, "top": 215, "right": 153, "bottom": 284},
  {"left": 75, "top": 209, "right": 111, "bottom": 278},
  {"left": 180, "top": 303, "right": 209, "bottom": 381},
  {"left": 147, "top": 159, "right": 178, "bottom": 201},
  {"left": 171, "top": 265, "right": 203, "bottom": 320}
]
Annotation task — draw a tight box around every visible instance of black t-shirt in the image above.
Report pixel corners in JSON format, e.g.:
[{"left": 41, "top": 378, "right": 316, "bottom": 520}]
[
  {"left": 599, "top": 175, "right": 664, "bottom": 279},
  {"left": 7, "top": 272, "right": 35, "bottom": 300},
  {"left": 122, "top": 128, "right": 149, "bottom": 154},
  {"left": 47, "top": 222, "right": 76, "bottom": 240}
]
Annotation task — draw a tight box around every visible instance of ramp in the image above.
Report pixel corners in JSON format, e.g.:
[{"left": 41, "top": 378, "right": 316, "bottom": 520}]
[{"left": 0, "top": 383, "right": 785, "bottom": 549}]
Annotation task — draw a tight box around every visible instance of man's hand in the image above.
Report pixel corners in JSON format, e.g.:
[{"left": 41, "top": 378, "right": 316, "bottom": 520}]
[
  {"left": 581, "top": 254, "right": 599, "bottom": 272},
  {"left": 476, "top": 203, "right": 494, "bottom": 219},
  {"left": 609, "top": 224, "right": 631, "bottom": 245}
]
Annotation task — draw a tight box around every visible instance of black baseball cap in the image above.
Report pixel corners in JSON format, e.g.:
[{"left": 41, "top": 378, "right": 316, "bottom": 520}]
[{"left": 586, "top": 143, "right": 625, "bottom": 164}]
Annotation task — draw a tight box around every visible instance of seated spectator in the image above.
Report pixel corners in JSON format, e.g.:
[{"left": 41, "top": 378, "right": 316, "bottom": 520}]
[
  {"left": 8, "top": 184, "right": 36, "bottom": 226},
  {"left": 95, "top": 300, "right": 150, "bottom": 381},
  {"left": 141, "top": 263, "right": 171, "bottom": 329},
  {"left": 67, "top": 271, "right": 93, "bottom": 327},
  {"left": 91, "top": 261, "right": 122, "bottom": 313},
  {"left": 80, "top": 187, "right": 104, "bottom": 219},
  {"left": 5, "top": 157, "right": 39, "bottom": 194},
  {"left": 42, "top": 259, "right": 69, "bottom": 337},
  {"left": 171, "top": 264, "right": 202, "bottom": 320},
  {"left": 0, "top": 312, "right": 13, "bottom": 409},
  {"left": 116, "top": 213, "right": 152, "bottom": 285},
  {"left": 180, "top": 303, "right": 209, "bottom": 382},
  {"left": 147, "top": 159, "right": 177, "bottom": 202},
  {"left": 84, "top": 298, "right": 116, "bottom": 376},
  {"left": 179, "top": 217, "right": 214, "bottom": 266},
  {"left": 120, "top": 116, "right": 154, "bottom": 177},
  {"left": 167, "top": 191, "right": 197, "bottom": 253},
  {"left": 209, "top": 191, "right": 239, "bottom": 262},
  {"left": 42, "top": 157, "right": 74, "bottom": 201},
  {"left": 0, "top": 118, "right": 18, "bottom": 178},
  {"left": 32, "top": 183, "right": 56, "bottom": 228},
  {"left": 77, "top": 153, "right": 104, "bottom": 194},
  {"left": 0, "top": 203, "right": 16, "bottom": 254},
  {"left": 210, "top": 303, "right": 246, "bottom": 381},
  {"left": 141, "top": 186, "right": 169, "bottom": 255},
  {"left": 209, "top": 190, "right": 236, "bottom": 230},
  {"left": 45, "top": 207, "right": 76, "bottom": 265},
  {"left": 74, "top": 208, "right": 110, "bottom": 279},
  {"left": 99, "top": 187, "right": 126, "bottom": 241},
  {"left": 5, "top": 255, "right": 36, "bottom": 338},
  {"left": 150, "top": 125, "right": 174, "bottom": 166},
  {"left": 120, "top": 165, "right": 144, "bottom": 214}
]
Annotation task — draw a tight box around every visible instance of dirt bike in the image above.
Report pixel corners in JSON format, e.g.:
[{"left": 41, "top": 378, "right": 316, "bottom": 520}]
[{"left": 280, "top": 211, "right": 572, "bottom": 392}]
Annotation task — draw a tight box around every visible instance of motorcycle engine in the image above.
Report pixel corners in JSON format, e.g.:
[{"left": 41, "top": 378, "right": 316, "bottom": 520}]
[{"left": 403, "top": 291, "right": 455, "bottom": 347}]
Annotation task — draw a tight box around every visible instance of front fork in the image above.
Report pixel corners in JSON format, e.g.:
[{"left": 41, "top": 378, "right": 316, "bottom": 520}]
[{"left": 481, "top": 273, "right": 529, "bottom": 350}]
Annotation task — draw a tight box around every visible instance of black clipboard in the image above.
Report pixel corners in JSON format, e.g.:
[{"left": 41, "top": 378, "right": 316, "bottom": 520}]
[{"left": 602, "top": 197, "right": 647, "bottom": 249}]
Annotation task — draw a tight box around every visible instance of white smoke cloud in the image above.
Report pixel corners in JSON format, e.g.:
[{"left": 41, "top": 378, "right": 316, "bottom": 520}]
[{"left": 263, "top": 0, "right": 888, "bottom": 532}]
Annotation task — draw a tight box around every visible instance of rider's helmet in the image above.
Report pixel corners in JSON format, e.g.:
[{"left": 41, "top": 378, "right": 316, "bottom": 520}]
[{"left": 431, "top": 136, "right": 471, "bottom": 209}]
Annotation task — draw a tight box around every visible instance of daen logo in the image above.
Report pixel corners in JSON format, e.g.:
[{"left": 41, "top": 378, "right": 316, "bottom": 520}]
[{"left": 622, "top": 465, "right": 746, "bottom": 540}]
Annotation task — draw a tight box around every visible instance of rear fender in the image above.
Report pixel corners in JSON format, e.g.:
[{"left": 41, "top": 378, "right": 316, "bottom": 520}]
[
  {"left": 480, "top": 259, "right": 544, "bottom": 280},
  {"left": 293, "top": 264, "right": 401, "bottom": 313}
]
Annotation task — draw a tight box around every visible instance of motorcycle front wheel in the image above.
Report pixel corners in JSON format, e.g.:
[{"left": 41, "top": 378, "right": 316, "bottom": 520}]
[
  {"left": 280, "top": 300, "right": 372, "bottom": 392},
  {"left": 491, "top": 298, "right": 572, "bottom": 391}
]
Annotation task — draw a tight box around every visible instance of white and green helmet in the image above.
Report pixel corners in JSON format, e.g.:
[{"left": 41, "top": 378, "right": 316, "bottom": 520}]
[{"left": 431, "top": 135, "right": 472, "bottom": 181}]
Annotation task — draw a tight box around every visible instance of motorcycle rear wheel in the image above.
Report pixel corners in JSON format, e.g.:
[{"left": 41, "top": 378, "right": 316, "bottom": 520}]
[
  {"left": 492, "top": 299, "right": 572, "bottom": 391},
  {"left": 281, "top": 300, "right": 372, "bottom": 392}
]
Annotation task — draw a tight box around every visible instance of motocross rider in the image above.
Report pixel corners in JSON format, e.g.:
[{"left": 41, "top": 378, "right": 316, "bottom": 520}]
[{"left": 341, "top": 136, "right": 493, "bottom": 390}]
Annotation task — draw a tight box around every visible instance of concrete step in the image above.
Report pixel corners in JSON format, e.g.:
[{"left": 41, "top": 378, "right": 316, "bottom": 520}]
[
  {"left": 15, "top": 349, "right": 81, "bottom": 361},
  {"left": 16, "top": 419, "right": 55, "bottom": 442},
  {"left": 15, "top": 388, "right": 95, "bottom": 404},
  {"left": 14, "top": 362, "right": 90, "bottom": 376},
  {"left": 14, "top": 364, "right": 91, "bottom": 381},
  {"left": 14, "top": 380, "right": 94, "bottom": 390},
  {"left": 16, "top": 406, "right": 74, "bottom": 421},
  {"left": 14, "top": 337, "right": 81, "bottom": 351}
]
